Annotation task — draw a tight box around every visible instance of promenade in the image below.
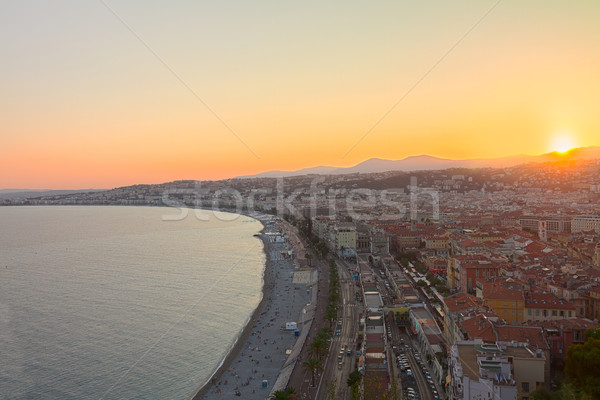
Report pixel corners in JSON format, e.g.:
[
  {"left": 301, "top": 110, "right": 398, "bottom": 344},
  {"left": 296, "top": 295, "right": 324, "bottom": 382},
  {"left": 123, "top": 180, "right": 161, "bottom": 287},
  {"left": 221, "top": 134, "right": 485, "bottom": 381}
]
[{"left": 198, "top": 217, "right": 316, "bottom": 399}]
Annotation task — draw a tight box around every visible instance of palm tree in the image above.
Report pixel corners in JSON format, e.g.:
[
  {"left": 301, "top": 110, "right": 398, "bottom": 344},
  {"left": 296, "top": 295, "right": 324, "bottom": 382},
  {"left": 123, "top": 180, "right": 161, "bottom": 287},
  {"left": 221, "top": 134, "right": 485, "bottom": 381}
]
[
  {"left": 302, "top": 357, "right": 323, "bottom": 387},
  {"left": 309, "top": 337, "right": 327, "bottom": 360},
  {"left": 316, "top": 327, "right": 332, "bottom": 341},
  {"left": 325, "top": 304, "right": 337, "bottom": 330},
  {"left": 270, "top": 386, "right": 297, "bottom": 400}
]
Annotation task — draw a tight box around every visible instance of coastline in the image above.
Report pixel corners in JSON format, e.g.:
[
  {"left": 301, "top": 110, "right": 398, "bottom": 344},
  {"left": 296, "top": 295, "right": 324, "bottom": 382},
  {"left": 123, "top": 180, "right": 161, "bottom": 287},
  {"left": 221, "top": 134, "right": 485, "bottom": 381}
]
[
  {"left": 194, "top": 213, "right": 314, "bottom": 399},
  {"left": 3, "top": 205, "right": 306, "bottom": 399},
  {"left": 191, "top": 220, "right": 272, "bottom": 399}
]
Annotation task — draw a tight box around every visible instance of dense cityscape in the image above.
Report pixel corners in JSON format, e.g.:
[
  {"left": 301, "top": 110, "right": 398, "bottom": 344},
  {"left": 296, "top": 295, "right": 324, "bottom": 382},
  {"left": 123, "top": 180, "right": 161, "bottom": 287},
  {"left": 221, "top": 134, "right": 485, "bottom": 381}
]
[{"left": 4, "top": 158, "right": 600, "bottom": 399}]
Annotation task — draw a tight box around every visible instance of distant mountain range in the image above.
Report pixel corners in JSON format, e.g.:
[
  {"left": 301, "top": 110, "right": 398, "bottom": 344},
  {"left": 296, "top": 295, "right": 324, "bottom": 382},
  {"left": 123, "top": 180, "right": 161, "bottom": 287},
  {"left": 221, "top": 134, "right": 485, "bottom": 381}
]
[{"left": 239, "top": 146, "right": 600, "bottom": 178}]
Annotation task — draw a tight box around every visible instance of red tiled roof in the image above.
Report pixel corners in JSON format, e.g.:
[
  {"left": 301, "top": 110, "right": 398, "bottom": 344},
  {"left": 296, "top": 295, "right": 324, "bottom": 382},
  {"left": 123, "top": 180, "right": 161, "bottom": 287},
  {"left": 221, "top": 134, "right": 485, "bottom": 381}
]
[
  {"left": 524, "top": 317, "right": 599, "bottom": 332},
  {"left": 483, "top": 282, "right": 525, "bottom": 301},
  {"left": 524, "top": 291, "right": 576, "bottom": 310},
  {"left": 461, "top": 315, "right": 495, "bottom": 341},
  {"left": 495, "top": 325, "right": 549, "bottom": 351},
  {"left": 444, "top": 292, "right": 483, "bottom": 313}
]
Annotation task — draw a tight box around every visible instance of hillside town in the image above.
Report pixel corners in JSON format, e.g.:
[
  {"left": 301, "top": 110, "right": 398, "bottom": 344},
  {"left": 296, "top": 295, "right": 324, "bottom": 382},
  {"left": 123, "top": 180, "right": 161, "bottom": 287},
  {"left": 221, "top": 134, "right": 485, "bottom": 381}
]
[{"left": 4, "top": 158, "right": 600, "bottom": 400}]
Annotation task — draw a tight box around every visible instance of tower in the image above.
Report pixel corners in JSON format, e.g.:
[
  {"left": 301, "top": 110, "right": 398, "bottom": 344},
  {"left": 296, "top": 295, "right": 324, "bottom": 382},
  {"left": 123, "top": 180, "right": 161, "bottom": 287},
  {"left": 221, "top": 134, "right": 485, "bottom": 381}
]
[{"left": 538, "top": 220, "right": 547, "bottom": 242}]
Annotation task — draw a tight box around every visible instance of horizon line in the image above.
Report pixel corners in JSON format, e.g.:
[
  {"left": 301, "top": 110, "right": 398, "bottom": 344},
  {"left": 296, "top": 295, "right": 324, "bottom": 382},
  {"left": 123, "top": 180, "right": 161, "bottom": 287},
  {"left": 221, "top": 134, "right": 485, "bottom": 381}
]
[{"left": 2, "top": 145, "right": 596, "bottom": 192}]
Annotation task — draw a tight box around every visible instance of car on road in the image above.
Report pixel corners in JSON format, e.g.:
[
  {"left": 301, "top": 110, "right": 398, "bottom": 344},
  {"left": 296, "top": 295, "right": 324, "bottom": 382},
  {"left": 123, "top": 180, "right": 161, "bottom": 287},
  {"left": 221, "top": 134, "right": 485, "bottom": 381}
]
[{"left": 337, "top": 361, "right": 343, "bottom": 370}]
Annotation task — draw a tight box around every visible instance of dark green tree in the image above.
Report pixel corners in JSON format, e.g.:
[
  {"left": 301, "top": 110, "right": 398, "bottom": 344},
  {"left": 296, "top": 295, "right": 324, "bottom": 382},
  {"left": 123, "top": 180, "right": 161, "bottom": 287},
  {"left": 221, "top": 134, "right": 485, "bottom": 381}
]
[
  {"left": 316, "top": 326, "right": 332, "bottom": 341},
  {"left": 302, "top": 357, "right": 323, "bottom": 387},
  {"left": 325, "top": 304, "right": 337, "bottom": 329},
  {"left": 347, "top": 369, "right": 362, "bottom": 400},
  {"left": 309, "top": 337, "right": 327, "bottom": 361},
  {"left": 530, "top": 387, "right": 562, "bottom": 400},
  {"left": 565, "top": 328, "right": 600, "bottom": 399},
  {"left": 347, "top": 369, "right": 361, "bottom": 387},
  {"left": 270, "top": 386, "right": 298, "bottom": 400}
]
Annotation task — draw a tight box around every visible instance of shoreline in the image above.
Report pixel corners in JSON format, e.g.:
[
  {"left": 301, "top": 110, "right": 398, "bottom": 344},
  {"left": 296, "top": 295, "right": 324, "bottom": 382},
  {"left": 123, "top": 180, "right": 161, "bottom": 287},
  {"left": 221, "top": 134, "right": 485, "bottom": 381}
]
[
  {"left": 3, "top": 205, "right": 299, "bottom": 399},
  {"left": 191, "top": 219, "right": 272, "bottom": 399},
  {"left": 195, "top": 212, "right": 314, "bottom": 399}
]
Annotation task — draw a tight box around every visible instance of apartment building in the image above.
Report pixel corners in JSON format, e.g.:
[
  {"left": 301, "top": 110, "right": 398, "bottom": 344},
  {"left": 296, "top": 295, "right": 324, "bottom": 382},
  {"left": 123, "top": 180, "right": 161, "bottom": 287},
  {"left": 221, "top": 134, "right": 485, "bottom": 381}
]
[
  {"left": 524, "top": 292, "right": 576, "bottom": 321},
  {"left": 571, "top": 216, "right": 600, "bottom": 233}
]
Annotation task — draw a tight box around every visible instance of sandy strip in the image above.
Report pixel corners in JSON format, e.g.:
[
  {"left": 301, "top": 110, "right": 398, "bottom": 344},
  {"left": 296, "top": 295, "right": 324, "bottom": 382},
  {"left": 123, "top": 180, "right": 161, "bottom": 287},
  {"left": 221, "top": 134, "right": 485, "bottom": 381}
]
[{"left": 192, "top": 216, "right": 312, "bottom": 399}]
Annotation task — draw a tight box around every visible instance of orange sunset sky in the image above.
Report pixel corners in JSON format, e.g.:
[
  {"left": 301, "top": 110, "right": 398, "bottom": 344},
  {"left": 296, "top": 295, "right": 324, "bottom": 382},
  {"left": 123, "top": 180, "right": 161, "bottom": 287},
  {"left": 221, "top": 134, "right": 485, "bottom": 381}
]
[{"left": 2, "top": 1, "right": 600, "bottom": 189}]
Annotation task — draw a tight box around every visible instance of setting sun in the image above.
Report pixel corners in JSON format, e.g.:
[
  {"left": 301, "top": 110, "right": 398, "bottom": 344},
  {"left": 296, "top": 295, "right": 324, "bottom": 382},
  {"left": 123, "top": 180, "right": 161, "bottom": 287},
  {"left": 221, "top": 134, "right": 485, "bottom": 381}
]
[{"left": 551, "top": 136, "right": 576, "bottom": 154}]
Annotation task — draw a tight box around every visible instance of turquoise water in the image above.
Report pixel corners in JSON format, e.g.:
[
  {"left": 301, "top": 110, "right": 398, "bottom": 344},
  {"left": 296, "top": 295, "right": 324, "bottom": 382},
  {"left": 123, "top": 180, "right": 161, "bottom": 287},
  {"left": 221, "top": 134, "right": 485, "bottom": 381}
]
[{"left": 0, "top": 206, "right": 265, "bottom": 399}]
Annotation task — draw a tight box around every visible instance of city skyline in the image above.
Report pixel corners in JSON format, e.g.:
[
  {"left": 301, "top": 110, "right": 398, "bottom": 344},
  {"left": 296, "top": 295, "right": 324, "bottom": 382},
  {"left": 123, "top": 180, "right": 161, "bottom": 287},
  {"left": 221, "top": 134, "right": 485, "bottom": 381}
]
[{"left": 2, "top": 1, "right": 600, "bottom": 189}]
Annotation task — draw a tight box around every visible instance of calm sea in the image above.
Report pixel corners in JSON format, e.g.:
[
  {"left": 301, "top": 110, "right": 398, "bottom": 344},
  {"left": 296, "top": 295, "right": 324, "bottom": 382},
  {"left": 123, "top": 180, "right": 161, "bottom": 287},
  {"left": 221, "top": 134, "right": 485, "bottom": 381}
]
[{"left": 0, "top": 206, "right": 265, "bottom": 400}]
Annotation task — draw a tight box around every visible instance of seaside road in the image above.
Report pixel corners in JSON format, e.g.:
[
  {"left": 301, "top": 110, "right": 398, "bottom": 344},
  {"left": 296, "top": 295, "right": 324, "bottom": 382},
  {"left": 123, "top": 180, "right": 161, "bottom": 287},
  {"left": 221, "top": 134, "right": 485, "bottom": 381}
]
[
  {"left": 315, "top": 259, "right": 361, "bottom": 400},
  {"left": 287, "top": 256, "right": 330, "bottom": 399}
]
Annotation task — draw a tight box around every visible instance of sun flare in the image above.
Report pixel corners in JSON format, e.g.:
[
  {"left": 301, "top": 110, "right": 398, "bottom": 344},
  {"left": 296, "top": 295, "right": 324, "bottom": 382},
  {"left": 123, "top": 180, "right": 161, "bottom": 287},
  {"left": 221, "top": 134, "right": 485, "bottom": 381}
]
[{"left": 551, "top": 136, "right": 575, "bottom": 154}]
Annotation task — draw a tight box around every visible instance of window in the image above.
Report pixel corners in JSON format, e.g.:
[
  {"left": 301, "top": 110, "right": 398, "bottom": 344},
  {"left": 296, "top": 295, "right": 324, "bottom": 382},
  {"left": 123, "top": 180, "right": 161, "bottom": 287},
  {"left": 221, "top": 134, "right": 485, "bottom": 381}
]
[
  {"left": 536, "top": 309, "right": 540, "bottom": 316},
  {"left": 560, "top": 311, "right": 564, "bottom": 317},
  {"left": 522, "top": 382, "right": 530, "bottom": 392},
  {"left": 528, "top": 309, "right": 532, "bottom": 316},
  {"left": 552, "top": 310, "right": 557, "bottom": 317},
  {"left": 558, "top": 341, "right": 563, "bottom": 353}
]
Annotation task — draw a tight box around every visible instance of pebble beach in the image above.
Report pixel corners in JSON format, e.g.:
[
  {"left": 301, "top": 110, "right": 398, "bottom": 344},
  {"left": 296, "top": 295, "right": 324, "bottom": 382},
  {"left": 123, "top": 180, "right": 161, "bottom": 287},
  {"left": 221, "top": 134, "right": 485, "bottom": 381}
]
[{"left": 193, "top": 216, "right": 316, "bottom": 399}]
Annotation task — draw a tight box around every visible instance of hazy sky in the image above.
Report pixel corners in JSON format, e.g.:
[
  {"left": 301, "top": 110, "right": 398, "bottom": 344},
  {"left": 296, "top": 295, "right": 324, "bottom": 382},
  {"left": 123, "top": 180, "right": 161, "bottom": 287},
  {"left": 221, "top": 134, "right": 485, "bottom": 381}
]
[{"left": 2, "top": 1, "right": 600, "bottom": 189}]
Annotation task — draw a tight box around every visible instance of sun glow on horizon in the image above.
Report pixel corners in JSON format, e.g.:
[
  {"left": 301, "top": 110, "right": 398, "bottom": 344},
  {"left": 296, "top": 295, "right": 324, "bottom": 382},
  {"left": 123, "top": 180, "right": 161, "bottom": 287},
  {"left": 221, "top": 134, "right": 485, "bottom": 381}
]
[{"left": 551, "top": 135, "right": 576, "bottom": 154}]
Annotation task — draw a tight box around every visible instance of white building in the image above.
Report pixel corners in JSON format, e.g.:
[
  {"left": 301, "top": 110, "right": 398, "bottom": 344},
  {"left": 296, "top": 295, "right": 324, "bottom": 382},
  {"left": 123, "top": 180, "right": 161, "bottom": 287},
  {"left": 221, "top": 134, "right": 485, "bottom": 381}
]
[
  {"left": 332, "top": 223, "right": 357, "bottom": 251},
  {"left": 449, "top": 341, "right": 517, "bottom": 400},
  {"left": 571, "top": 216, "right": 600, "bottom": 233}
]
